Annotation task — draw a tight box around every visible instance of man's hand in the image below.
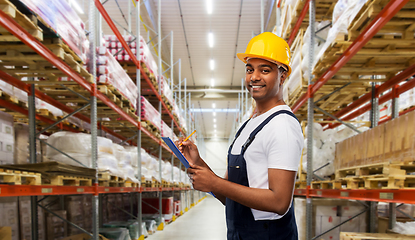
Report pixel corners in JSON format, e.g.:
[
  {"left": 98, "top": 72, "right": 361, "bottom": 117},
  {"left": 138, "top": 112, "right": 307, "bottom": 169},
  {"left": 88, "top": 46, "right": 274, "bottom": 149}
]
[
  {"left": 187, "top": 163, "right": 218, "bottom": 192},
  {"left": 176, "top": 138, "right": 204, "bottom": 167}
]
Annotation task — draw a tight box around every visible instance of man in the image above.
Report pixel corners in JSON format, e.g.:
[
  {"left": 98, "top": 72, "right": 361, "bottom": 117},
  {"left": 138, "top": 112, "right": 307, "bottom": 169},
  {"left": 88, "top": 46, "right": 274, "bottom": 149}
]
[{"left": 179, "top": 32, "right": 304, "bottom": 240}]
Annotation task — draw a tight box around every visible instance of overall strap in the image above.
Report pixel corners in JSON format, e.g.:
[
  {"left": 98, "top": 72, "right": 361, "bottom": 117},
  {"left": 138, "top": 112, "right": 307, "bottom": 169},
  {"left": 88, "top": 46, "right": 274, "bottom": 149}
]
[
  {"left": 241, "top": 110, "right": 299, "bottom": 154},
  {"left": 228, "top": 118, "right": 251, "bottom": 154}
]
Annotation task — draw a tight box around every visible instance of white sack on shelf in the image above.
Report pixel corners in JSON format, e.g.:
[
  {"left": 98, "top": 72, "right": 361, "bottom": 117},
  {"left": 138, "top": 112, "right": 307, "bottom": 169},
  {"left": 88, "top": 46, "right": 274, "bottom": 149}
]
[
  {"left": 316, "top": 0, "right": 368, "bottom": 64},
  {"left": 392, "top": 221, "right": 415, "bottom": 235}
]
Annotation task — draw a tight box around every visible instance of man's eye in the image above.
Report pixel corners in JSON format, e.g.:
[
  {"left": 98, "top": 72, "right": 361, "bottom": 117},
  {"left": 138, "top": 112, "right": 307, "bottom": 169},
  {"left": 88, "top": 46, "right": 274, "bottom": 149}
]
[
  {"left": 262, "top": 69, "right": 270, "bottom": 73},
  {"left": 246, "top": 69, "right": 253, "bottom": 73}
]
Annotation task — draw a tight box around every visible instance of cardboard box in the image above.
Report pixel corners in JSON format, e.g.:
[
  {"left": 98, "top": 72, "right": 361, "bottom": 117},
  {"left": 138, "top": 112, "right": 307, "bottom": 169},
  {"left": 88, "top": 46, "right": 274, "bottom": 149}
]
[
  {"left": 0, "top": 197, "right": 19, "bottom": 240},
  {"left": 335, "top": 110, "right": 415, "bottom": 170},
  {"left": 0, "top": 112, "right": 14, "bottom": 165},
  {"left": 294, "top": 198, "right": 367, "bottom": 240},
  {"left": 17, "top": 197, "right": 46, "bottom": 240},
  {"left": 0, "top": 227, "right": 12, "bottom": 240},
  {"left": 13, "top": 123, "right": 45, "bottom": 164},
  {"left": 46, "top": 210, "right": 67, "bottom": 240}
]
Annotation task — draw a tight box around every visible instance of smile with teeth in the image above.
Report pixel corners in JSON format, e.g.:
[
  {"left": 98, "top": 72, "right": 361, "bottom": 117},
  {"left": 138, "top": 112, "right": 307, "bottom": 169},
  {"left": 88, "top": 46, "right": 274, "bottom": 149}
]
[{"left": 251, "top": 85, "right": 264, "bottom": 89}]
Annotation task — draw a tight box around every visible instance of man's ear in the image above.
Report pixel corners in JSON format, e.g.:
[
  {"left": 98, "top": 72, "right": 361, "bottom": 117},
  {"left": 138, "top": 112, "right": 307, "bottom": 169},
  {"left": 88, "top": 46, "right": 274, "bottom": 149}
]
[{"left": 280, "top": 71, "right": 288, "bottom": 85}]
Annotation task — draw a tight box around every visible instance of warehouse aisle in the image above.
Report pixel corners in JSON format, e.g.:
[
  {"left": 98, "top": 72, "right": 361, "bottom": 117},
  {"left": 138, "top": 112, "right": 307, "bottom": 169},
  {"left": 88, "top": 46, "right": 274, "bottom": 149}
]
[{"left": 147, "top": 196, "right": 227, "bottom": 240}]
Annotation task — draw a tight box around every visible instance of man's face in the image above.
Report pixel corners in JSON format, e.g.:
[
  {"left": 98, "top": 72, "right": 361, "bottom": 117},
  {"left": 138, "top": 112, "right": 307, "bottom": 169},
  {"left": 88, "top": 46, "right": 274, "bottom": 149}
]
[{"left": 244, "top": 58, "right": 286, "bottom": 102}]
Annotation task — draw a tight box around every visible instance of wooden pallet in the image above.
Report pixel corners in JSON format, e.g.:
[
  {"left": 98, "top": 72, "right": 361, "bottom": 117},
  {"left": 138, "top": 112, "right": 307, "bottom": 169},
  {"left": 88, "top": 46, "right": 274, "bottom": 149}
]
[
  {"left": 340, "top": 232, "right": 415, "bottom": 240},
  {"left": 141, "top": 179, "right": 152, "bottom": 187},
  {"left": 98, "top": 172, "right": 137, "bottom": 187},
  {"left": 0, "top": 168, "right": 41, "bottom": 185},
  {"left": 281, "top": 0, "right": 336, "bottom": 40},
  {"left": 141, "top": 120, "right": 161, "bottom": 138},
  {"left": 151, "top": 178, "right": 161, "bottom": 188},
  {"left": 335, "top": 162, "right": 415, "bottom": 179},
  {"left": 0, "top": 0, "right": 43, "bottom": 41},
  {"left": 48, "top": 175, "right": 92, "bottom": 186},
  {"left": 311, "top": 180, "right": 342, "bottom": 190},
  {"left": 0, "top": 42, "right": 91, "bottom": 82}
]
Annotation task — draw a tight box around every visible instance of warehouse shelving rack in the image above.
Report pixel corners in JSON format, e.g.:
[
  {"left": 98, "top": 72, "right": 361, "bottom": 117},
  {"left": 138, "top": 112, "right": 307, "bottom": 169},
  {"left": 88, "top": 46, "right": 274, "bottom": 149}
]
[
  {"left": 276, "top": 0, "right": 415, "bottom": 239},
  {"left": 0, "top": 0, "right": 201, "bottom": 239}
]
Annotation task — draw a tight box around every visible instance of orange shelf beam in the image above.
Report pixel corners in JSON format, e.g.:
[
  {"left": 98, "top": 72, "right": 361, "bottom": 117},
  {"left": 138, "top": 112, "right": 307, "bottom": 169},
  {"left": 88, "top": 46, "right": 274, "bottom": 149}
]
[
  {"left": 0, "top": 184, "right": 191, "bottom": 197},
  {"left": 294, "top": 189, "right": 415, "bottom": 204}
]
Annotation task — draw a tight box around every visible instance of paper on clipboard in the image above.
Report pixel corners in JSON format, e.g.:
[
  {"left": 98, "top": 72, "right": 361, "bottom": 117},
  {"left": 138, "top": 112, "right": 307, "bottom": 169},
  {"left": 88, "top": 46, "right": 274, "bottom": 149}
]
[
  {"left": 161, "top": 137, "right": 216, "bottom": 198},
  {"left": 161, "top": 137, "right": 190, "bottom": 168}
]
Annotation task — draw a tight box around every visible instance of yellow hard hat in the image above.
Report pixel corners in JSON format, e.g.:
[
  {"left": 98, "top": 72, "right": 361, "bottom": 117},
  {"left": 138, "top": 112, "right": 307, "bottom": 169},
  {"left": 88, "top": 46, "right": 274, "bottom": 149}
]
[{"left": 237, "top": 32, "right": 292, "bottom": 76}]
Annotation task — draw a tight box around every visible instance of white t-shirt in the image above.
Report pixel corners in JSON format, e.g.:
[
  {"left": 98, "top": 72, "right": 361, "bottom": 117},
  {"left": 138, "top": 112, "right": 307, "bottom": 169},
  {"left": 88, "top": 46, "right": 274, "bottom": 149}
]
[{"left": 230, "top": 105, "right": 304, "bottom": 220}]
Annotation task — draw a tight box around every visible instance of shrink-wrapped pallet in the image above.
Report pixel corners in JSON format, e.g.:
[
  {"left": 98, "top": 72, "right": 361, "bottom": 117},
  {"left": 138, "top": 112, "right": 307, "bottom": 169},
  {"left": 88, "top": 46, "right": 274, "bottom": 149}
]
[
  {"left": 96, "top": 46, "right": 138, "bottom": 110},
  {"left": 45, "top": 132, "right": 122, "bottom": 177},
  {"left": 141, "top": 96, "right": 161, "bottom": 131},
  {"left": 302, "top": 122, "right": 369, "bottom": 177},
  {"left": 104, "top": 35, "right": 159, "bottom": 79},
  {"left": 161, "top": 120, "right": 178, "bottom": 141},
  {"left": 19, "top": 0, "right": 89, "bottom": 62},
  {"left": 160, "top": 76, "right": 174, "bottom": 105},
  {"left": 315, "top": 0, "right": 369, "bottom": 65},
  {"left": 113, "top": 144, "right": 139, "bottom": 183}
]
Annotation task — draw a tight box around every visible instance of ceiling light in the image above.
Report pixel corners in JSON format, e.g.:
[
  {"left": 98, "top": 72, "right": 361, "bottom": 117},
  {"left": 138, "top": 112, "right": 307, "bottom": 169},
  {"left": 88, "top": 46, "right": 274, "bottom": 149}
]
[
  {"left": 211, "top": 78, "right": 215, "bottom": 87},
  {"left": 213, "top": 119, "right": 216, "bottom": 123},
  {"left": 70, "top": 0, "right": 84, "bottom": 14},
  {"left": 206, "top": 0, "right": 212, "bottom": 14},
  {"left": 210, "top": 59, "right": 215, "bottom": 70},
  {"left": 214, "top": 129, "right": 217, "bottom": 132},
  {"left": 212, "top": 103, "right": 216, "bottom": 108},
  {"left": 208, "top": 32, "right": 214, "bottom": 48},
  {"left": 213, "top": 112, "right": 216, "bottom": 116},
  {"left": 214, "top": 124, "right": 217, "bottom": 128}
]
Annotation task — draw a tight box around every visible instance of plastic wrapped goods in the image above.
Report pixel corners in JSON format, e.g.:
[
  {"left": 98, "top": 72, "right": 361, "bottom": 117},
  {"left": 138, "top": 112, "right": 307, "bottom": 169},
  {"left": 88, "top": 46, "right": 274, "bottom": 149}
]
[
  {"left": 19, "top": 0, "right": 89, "bottom": 62},
  {"left": 103, "top": 221, "right": 139, "bottom": 240},
  {"left": 45, "top": 132, "right": 123, "bottom": 176},
  {"left": 141, "top": 97, "right": 161, "bottom": 131},
  {"left": 392, "top": 221, "right": 415, "bottom": 235},
  {"left": 315, "top": 0, "right": 369, "bottom": 65},
  {"left": 104, "top": 35, "right": 159, "bottom": 80},
  {"left": 160, "top": 76, "right": 174, "bottom": 105},
  {"left": 96, "top": 46, "right": 138, "bottom": 110},
  {"left": 112, "top": 144, "right": 138, "bottom": 182},
  {"left": 99, "top": 228, "right": 131, "bottom": 240},
  {"left": 161, "top": 120, "right": 178, "bottom": 141}
]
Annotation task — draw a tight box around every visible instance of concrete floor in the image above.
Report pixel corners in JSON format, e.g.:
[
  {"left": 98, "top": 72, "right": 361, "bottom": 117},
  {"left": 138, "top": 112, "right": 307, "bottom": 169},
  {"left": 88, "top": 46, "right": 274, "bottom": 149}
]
[{"left": 146, "top": 196, "right": 227, "bottom": 240}]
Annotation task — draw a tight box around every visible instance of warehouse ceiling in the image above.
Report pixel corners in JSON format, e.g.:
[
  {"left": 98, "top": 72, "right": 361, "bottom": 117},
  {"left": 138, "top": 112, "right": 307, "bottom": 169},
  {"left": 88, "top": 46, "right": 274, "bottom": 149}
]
[{"left": 80, "top": 0, "right": 276, "bottom": 140}]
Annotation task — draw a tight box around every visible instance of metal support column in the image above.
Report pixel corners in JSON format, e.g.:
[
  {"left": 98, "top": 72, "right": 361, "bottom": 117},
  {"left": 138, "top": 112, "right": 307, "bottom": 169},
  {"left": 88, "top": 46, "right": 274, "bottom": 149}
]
[
  {"left": 28, "top": 84, "right": 38, "bottom": 240},
  {"left": 369, "top": 81, "right": 379, "bottom": 233},
  {"left": 261, "top": 0, "right": 264, "bottom": 33},
  {"left": 89, "top": 0, "right": 99, "bottom": 238},
  {"left": 389, "top": 85, "right": 399, "bottom": 229},
  {"left": 157, "top": 0, "right": 163, "bottom": 228},
  {"left": 306, "top": 1, "right": 315, "bottom": 240},
  {"left": 136, "top": 1, "right": 143, "bottom": 236}
]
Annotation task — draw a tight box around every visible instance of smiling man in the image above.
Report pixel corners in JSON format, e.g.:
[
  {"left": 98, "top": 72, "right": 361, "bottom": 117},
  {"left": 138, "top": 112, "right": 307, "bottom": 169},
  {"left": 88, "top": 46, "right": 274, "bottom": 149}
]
[{"left": 179, "top": 32, "right": 304, "bottom": 240}]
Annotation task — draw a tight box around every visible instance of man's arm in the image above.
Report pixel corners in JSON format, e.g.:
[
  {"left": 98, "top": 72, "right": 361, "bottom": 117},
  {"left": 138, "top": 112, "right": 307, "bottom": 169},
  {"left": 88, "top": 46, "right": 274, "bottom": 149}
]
[
  {"left": 211, "top": 170, "right": 228, "bottom": 205},
  {"left": 188, "top": 165, "right": 296, "bottom": 214}
]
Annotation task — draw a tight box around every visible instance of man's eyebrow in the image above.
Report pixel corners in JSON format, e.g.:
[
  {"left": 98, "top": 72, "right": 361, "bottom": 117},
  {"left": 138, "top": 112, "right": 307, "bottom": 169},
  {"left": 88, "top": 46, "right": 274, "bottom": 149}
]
[
  {"left": 245, "top": 63, "right": 252, "bottom": 68},
  {"left": 258, "top": 64, "right": 274, "bottom": 69}
]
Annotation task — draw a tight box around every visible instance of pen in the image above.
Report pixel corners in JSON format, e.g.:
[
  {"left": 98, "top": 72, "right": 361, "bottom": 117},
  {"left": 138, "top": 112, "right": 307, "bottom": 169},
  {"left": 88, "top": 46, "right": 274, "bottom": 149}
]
[{"left": 179, "top": 130, "right": 196, "bottom": 146}]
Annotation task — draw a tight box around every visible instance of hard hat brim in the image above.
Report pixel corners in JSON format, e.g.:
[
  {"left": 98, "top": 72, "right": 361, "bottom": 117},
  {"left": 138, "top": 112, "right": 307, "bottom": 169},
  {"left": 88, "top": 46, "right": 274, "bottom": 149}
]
[{"left": 237, "top": 53, "right": 292, "bottom": 77}]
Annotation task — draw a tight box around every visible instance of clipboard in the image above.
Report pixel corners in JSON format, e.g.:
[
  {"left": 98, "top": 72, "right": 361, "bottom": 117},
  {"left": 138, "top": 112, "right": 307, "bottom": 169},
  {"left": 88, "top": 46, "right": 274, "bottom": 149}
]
[
  {"left": 161, "top": 137, "right": 215, "bottom": 198},
  {"left": 161, "top": 137, "right": 190, "bottom": 168}
]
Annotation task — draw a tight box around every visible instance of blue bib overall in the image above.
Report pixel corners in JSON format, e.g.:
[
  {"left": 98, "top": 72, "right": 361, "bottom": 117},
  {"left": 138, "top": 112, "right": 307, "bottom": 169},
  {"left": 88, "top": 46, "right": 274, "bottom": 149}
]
[{"left": 226, "top": 110, "right": 299, "bottom": 240}]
